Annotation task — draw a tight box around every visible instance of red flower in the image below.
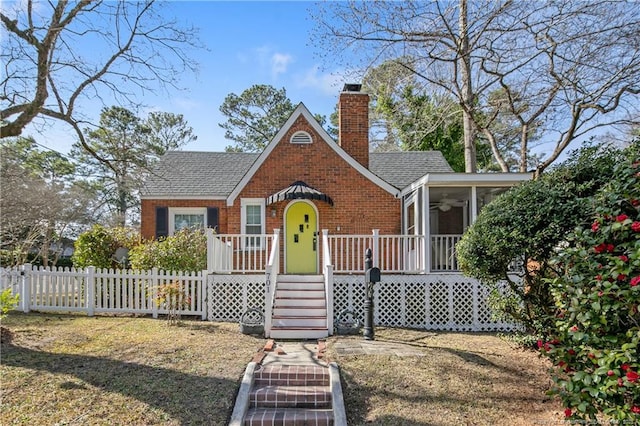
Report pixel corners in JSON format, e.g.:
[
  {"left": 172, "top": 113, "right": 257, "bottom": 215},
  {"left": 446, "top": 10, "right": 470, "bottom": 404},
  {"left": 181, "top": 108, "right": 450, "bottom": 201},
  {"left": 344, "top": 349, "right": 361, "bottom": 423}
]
[
  {"left": 598, "top": 291, "right": 604, "bottom": 297},
  {"left": 564, "top": 408, "right": 572, "bottom": 417},
  {"left": 594, "top": 243, "right": 606, "bottom": 253},
  {"left": 618, "top": 378, "right": 624, "bottom": 387},
  {"left": 568, "top": 349, "right": 576, "bottom": 356},
  {"left": 607, "top": 244, "right": 615, "bottom": 252},
  {"left": 626, "top": 370, "right": 639, "bottom": 382},
  {"left": 596, "top": 275, "right": 603, "bottom": 281},
  {"left": 607, "top": 370, "right": 615, "bottom": 376},
  {"left": 632, "top": 222, "right": 640, "bottom": 232},
  {"left": 537, "top": 340, "right": 543, "bottom": 349},
  {"left": 631, "top": 276, "right": 640, "bottom": 287},
  {"left": 620, "top": 255, "right": 629, "bottom": 262},
  {"left": 617, "top": 214, "right": 629, "bottom": 222},
  {"left": 622, "top": 364, "right": 630, "bottom": 371},
  {"left": 632, "top": 199, "right": 640, "bottom": 206},
  {"left": 633, "top": 406, "right": 640, "bottom": 414},
  {"left": 569, "top": 326, "right": 579, "bottom": 332},
  {"left": 618, "top": 274, "right": 628, "bottom": 281},
  {"left": 591, "top": 221, "right": 599, "bottom": 232}
]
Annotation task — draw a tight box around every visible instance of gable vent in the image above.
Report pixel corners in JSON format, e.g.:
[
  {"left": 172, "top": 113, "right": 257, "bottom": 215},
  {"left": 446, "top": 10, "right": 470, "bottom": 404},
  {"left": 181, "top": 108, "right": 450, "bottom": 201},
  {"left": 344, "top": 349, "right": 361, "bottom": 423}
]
[{"left": 290, "top": 131, "right": 312, "bottom": 144}]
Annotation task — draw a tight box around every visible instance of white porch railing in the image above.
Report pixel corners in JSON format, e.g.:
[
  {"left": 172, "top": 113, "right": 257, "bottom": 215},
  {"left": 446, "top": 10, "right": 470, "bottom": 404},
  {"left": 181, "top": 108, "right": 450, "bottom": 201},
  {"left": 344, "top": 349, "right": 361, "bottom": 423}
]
[
  {"left": 207, "top": 229, "right": 275, "bottom": 273},
  {"left": 430, "top": 234, "right": 463, "bottom": 272},
  {"left": 326, "top": 231, "right": 429, "bottom": 273},
  {"left": 205, "top": 229, "right": 464, "bottom": 274}
]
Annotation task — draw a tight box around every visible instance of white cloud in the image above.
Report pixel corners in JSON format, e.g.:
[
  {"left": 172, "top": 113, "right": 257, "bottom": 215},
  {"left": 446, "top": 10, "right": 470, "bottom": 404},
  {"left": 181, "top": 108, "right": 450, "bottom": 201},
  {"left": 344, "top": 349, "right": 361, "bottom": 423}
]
[
  {"left": 271, "top": 52, "right": 293, "bottom": 78},
  {"left": 294, "top": 65, "right": 346, "bottom": 95}
]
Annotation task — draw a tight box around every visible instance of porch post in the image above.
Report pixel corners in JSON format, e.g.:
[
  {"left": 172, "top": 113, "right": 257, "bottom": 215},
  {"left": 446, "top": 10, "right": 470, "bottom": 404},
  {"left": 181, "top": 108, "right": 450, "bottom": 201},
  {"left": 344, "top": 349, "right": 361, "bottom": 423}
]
[
  {"left": 371, "top": 229, "right": 379, "bottom": 268},
  {"left": 424, "top": 186, "right": 431, "bottom": 274},
  {"left": 206, "top": 228, "right": 214, "bottom": 274},
  {"left": 470, "top": 186, "right": 478, "bottom": 225}
]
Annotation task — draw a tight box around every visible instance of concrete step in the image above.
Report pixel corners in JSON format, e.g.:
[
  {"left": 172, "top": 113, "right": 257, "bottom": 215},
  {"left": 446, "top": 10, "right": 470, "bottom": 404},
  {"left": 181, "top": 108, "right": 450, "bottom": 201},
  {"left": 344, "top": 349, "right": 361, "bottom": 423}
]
[
  {"left": 254, "top": 365, "right": 329, "bottom": 387},
  {"left": 277, "top": 281, "right": 325, "bottom": 291},
  {"left": 272, "top": 316, "right": 327, "bottom": 328},
  {"left": 276, "top": 289, "right": 325, "bottom": 299},
  {"left": 269, "top": 327, "right": 329, "bottom": 339},
  {"left": 274, "top": 297, "right": 325, "bottom": 308},
  {"left": 273, "top": 306, "right": 327, "bottom": 317},
  {"left": 277, "top": 274, "right": 324, "bottom": 283},
  {"left": 244, "top": 407, "right": 334, "bottom": 426},
  {"left": 250, "top": 385, "right": 331, "bottom": 408}
]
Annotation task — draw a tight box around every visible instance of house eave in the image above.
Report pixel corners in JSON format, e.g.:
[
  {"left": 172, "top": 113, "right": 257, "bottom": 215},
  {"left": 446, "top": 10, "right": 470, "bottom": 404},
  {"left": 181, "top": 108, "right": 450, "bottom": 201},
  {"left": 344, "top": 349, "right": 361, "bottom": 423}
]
[
  {"left": 141, "top": 195, "right": 227, "bottom": 201},
  {"left": 399, "top": 172, "right": 533, "bottom": 197}
]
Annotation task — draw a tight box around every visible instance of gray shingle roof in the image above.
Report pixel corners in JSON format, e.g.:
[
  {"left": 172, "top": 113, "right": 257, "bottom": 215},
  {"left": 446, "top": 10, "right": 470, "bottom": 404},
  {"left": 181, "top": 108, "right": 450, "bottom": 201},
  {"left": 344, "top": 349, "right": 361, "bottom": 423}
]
[
  {"left": 142, "top": 150, "right": 453, "bottom": 197},
  {"left": 142, "top": 151, "right": 258, "bottom": 197},
  {"left": 369, "top": 151, "right": 453, "bottom": 188}
]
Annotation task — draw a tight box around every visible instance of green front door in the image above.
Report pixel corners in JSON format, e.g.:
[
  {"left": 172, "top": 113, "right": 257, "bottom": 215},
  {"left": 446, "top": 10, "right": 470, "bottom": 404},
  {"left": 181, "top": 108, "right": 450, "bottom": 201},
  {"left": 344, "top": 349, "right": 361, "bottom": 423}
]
[{"left": 285, "top": 202, "right": 317, "bottom": 274}]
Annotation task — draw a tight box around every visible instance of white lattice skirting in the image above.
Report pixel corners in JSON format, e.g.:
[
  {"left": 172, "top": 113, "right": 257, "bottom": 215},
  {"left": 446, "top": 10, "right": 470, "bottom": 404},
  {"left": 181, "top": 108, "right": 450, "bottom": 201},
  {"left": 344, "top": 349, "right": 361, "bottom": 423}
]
[{"left": 208, "top": 274, "right": 516, "bottom": 332}]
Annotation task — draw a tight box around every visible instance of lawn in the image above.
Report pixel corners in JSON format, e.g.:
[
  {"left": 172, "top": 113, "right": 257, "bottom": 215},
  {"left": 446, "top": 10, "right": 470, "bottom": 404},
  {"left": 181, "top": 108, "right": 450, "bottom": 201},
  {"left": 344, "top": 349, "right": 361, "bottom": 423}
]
[{"left": 1, "top": 313, "right": 564, "bottom": 425}]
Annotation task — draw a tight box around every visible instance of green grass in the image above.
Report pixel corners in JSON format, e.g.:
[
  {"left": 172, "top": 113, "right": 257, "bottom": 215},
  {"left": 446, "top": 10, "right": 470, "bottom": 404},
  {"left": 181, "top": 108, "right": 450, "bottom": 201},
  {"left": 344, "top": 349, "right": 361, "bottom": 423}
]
[
  {"left": 1, "top": 312, "right": 263, "bottom": 425},
  {"left": 1, "top": 313, "right": 564, "bottom": 425}
]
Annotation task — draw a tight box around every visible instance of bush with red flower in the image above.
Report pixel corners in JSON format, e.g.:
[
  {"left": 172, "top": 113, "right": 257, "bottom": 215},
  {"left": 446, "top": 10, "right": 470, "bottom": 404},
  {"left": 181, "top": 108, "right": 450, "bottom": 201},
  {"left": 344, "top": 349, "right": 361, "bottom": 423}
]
[{"left": 543, "top": 144, "right": 640, "bottom": 422}]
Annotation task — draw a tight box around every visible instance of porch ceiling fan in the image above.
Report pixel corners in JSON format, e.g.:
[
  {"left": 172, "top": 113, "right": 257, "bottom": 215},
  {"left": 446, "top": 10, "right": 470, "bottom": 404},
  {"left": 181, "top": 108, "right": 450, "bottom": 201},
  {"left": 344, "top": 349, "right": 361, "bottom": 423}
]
[{"left": 434, "top": 194, "right": 457, "bottom": 212}]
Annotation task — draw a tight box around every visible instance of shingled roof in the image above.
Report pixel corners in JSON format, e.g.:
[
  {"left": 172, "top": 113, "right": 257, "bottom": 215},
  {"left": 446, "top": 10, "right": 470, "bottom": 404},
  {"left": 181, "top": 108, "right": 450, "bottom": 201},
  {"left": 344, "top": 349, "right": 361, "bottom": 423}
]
[
  {"left": 369, "top": 151, "right": 453, "bottom": 188},
  {"left": 142, "top": 151, "right": 258, "bottom": 198},
  {"left": 141, "top": 150, "right": 453, "bottom": 198}
]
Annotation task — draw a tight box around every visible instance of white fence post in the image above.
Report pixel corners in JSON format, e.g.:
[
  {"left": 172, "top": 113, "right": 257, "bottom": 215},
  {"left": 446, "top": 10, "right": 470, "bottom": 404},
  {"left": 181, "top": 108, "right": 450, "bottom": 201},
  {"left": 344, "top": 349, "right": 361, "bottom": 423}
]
[
  {"left": 200, "top": 270, "right": 207, "bottom": 320},
  {"left": 86, "top": 266, "right": 95, "bottom": 316},
  {"left": 21, "top": 263, "right": 32, "bottom": 313},
  {"left": 152, "top": 268, "right": 159, "bottom": 319}
]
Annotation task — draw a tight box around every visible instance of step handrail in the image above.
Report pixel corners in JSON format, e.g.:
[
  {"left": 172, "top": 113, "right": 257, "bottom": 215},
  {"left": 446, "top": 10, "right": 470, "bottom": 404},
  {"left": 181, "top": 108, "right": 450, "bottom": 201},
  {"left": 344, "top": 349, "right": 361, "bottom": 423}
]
[
  {"left": 322, "top": 229, "right": 334, "bottom": 335},
  {"left": 264, "top": 229, "right": 280, "bottom": 337}
]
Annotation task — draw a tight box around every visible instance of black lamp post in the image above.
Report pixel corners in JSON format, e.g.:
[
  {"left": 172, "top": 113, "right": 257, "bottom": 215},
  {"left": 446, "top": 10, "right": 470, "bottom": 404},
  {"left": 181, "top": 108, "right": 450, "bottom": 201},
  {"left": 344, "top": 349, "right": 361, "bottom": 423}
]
[{"left": 363, "top": 248, "right": 380, "bottom": 340}]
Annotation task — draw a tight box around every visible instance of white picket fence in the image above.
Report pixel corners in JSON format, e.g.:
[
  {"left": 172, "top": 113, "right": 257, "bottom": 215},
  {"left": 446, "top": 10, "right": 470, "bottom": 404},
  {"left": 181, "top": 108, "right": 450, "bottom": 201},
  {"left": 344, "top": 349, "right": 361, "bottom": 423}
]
[{"left": 0, "top": 265, "right": 206, "bottom": 319}]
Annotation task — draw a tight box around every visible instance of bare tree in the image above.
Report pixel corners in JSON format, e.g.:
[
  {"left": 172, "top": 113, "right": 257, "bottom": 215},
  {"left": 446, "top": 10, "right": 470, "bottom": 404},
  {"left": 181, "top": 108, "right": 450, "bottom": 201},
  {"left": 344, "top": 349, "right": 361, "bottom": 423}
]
[
  {"left": 0, "top": 0, "right": 199, "bottom": 163},
  {"left": 313, "top": 0, "right": 640, "bottom": 174}
]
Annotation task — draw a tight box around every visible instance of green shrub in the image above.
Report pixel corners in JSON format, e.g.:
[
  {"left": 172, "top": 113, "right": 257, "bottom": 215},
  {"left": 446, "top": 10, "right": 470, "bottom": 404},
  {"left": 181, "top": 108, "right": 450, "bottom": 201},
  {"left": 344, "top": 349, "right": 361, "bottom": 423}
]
[
  {"left": 457, "top": 142, "right": 627, "bottom": 336},
  {"left": 72, "top": 225, "right": 139, "bottom": 269},
  {"left": 541, "top": 147, "right": 640, "bottom": 421},
  {"left": 0, "top": 288, "right": 20, "bottom": 319},
  {"left": 128, "top": 229, "right": 206, "bottom": 272}
]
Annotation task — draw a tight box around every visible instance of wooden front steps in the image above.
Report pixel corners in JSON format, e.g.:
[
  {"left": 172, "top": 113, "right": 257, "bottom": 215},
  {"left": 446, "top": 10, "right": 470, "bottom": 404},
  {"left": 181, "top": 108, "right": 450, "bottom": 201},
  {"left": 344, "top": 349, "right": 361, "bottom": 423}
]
[
  {"left": 270, "top": 275, "right": 329, "bottom": 340},
  {"left": 244, "top": 365, "right": 333, "bottom": 425}
]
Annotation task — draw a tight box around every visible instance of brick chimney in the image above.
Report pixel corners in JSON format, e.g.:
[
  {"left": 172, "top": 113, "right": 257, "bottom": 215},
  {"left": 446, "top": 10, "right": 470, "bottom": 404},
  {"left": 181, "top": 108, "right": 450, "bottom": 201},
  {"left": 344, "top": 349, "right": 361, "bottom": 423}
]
[{"left": 338, "top": 83, "right": 369, "bottom": 168}]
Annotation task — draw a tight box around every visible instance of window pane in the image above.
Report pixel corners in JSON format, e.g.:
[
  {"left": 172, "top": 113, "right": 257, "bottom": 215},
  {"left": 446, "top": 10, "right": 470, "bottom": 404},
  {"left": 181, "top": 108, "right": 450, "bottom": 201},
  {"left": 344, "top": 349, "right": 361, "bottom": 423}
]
[
  {"left": 246, "top": 205, "right": 261, "bottom": 225},
  {"left": 174, "top": 214, "right": 204, "bottom": 232},
  {"left": 244, "top": 204, "right": 263, "bottom": 248}
]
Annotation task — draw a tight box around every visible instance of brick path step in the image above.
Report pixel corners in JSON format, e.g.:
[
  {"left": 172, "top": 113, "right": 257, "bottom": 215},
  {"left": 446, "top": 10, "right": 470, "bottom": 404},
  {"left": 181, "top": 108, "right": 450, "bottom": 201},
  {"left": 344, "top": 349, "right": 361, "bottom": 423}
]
[{"left": 243, "top": 407, "right": 334, "bottom": 426}]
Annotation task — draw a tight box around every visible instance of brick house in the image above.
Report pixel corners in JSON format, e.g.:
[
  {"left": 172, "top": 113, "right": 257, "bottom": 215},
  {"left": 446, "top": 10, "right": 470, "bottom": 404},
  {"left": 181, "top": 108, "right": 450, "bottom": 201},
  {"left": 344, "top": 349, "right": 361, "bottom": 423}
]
[{"left": 141, "top": 84, "right": 530, "bottom": 338}]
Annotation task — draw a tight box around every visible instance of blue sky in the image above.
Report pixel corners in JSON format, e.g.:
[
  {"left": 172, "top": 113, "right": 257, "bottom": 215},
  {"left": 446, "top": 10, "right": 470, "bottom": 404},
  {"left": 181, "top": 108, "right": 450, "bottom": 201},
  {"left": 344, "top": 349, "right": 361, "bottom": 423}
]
[{"left": 17, "top": 1, "right": 349, "bottom": 154}]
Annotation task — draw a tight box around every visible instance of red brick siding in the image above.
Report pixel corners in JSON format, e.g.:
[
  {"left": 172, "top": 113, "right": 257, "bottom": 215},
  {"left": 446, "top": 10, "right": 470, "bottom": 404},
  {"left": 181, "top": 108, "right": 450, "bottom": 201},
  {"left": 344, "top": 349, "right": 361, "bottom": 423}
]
[
  {"left": 140, "top": 112, "right": 401, "bottom": 240},
  {"left": 235, "top": 114, "right": 400, "bottom": 235},
  {"left": 338, "top": 91, "right": 369, "bottom": 168}
]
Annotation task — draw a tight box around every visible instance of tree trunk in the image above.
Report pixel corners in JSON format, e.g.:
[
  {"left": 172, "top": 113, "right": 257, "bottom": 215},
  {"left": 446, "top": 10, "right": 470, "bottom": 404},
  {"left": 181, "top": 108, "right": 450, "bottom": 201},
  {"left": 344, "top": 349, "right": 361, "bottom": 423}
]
[{"left": 459, "top": 0, "right": 477, "bottom": 173}]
